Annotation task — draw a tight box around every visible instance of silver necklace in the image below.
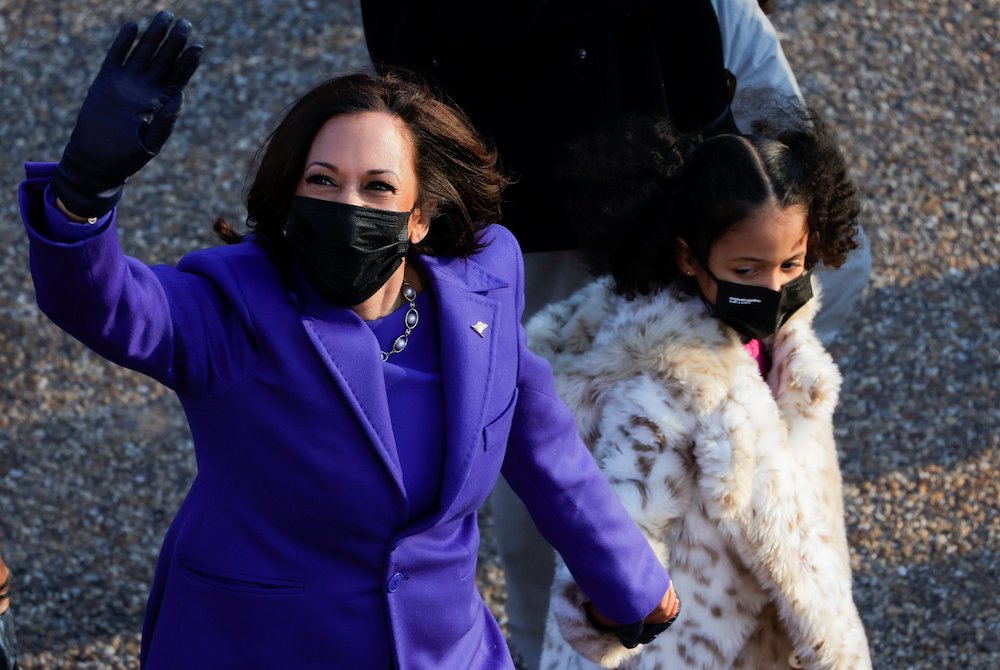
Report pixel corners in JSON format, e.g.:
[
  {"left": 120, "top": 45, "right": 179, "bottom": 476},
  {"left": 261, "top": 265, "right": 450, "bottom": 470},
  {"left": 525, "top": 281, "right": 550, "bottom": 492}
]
[{"left": 381, "top": 281, "right": 419, "bottom": 362}]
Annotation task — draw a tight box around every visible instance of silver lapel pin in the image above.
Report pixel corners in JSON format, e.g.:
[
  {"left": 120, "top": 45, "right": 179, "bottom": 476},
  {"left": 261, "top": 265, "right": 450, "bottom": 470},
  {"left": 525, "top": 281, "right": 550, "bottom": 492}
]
[{"left": 471, "top": 321, "right": 489, "bottom": 337}]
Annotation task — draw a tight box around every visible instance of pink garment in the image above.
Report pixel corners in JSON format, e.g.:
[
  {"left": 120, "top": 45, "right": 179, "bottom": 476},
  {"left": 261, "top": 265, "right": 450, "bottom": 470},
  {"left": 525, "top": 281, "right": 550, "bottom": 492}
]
[{"left": 743, "top": 338, "right": 771, "bottom": 379}]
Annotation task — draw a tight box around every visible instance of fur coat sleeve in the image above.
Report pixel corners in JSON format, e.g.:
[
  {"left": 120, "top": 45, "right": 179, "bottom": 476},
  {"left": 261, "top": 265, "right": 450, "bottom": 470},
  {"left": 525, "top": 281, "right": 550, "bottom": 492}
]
[{"left": 530, "top": 278, "right": 872, "bottom": 670}]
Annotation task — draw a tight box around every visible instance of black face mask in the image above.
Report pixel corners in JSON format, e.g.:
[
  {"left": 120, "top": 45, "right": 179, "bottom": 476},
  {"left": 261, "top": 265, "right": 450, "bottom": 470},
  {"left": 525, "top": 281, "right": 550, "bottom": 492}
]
[
  {"left": 285, "top": 196, "right": 412, "bottom": 306},
  {"left": 704, "top": 269, "right": 814, "bottom": 340}
]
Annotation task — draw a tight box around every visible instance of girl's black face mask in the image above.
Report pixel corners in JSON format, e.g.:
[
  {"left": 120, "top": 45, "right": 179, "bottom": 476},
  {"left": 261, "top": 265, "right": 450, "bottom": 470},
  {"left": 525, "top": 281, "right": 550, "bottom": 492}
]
[
  {"left": 705, "top": 269, "right": 814, "bottom": 340},
  {"left": 285, "top": 196, "right": 412, "bottom": 306}
]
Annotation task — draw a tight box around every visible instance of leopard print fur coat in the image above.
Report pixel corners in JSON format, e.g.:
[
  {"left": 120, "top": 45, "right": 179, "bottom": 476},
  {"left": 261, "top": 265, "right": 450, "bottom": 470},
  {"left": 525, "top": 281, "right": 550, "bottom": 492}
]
[{"left": 527, "top": 278, "right": 871, "bottom": 670}]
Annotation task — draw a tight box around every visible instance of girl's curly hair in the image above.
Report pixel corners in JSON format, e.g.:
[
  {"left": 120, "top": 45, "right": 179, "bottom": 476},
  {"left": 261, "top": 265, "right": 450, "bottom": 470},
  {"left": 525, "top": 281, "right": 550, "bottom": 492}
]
[{"left": 558, "top": 98, "right": 862, "bottom": 297}]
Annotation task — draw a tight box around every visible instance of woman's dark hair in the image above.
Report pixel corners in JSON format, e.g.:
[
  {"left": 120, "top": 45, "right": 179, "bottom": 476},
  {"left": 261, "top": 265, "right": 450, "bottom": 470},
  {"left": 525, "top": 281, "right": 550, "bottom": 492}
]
[
  {"left": 562, "top": 100, "right": 862, "bottom": 297},
  {"left": 214, "top": 70, "right": 506, "bottom": 260}
]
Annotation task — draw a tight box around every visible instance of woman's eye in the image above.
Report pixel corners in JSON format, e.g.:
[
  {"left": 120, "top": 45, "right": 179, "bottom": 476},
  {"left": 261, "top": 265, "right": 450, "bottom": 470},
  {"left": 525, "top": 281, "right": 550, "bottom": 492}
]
[
  {"left": 782, "top": 261, "right": 803, "bottom": 271},
  {"left": 366, "top": 180, "right": 397, "bottom": 193},
  {"left": 305, "top": 174, "right": 336, "bottom": 187},
  {"left": 733, "top": 267, "right": 755, "bottom": 276}
]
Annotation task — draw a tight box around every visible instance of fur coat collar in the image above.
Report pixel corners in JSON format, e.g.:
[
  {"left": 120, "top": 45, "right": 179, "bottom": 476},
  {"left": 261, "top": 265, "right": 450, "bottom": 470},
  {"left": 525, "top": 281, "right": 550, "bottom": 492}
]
[{"left": 530, "top": 278, "right": 872, "bottom": 670}]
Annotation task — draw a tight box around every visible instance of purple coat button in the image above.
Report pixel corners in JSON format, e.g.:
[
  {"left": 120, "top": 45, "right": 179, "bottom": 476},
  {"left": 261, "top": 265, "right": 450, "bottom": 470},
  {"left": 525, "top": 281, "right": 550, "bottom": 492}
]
[{"left": 387, "top": 572, "right": 403, "bottom": 592}]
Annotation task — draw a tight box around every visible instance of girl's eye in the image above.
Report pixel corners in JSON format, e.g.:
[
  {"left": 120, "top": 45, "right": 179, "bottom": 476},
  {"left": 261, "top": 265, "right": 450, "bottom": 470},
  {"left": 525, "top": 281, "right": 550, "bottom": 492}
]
[
  {"left": 733, "top": 267, "right": 755, "bottom": 276},
  {"left": 782, "top": 260, "right": 803, "bottom": 271}
]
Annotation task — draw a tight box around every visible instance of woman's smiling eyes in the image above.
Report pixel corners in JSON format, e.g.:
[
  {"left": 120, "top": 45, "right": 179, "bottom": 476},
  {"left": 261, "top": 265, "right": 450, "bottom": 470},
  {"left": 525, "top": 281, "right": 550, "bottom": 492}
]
[{"left": 303, "top": 173, "right": 397, "bottom": 194}]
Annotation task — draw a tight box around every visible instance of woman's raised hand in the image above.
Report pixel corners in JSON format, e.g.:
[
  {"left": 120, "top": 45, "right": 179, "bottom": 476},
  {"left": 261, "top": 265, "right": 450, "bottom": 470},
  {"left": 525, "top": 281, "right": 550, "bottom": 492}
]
[{"left": 52, "top": 10, "right": 203, "bottom": 219}]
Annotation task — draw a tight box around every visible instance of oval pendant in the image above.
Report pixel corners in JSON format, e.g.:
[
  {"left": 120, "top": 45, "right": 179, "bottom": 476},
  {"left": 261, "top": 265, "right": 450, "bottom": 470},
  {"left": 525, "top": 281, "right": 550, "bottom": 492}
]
[
  {"left": 405, "top": 308, "right": 419, "bottom": 328},
  {"left": 393, "top": 335, "right": 408, "bottom": 353}
]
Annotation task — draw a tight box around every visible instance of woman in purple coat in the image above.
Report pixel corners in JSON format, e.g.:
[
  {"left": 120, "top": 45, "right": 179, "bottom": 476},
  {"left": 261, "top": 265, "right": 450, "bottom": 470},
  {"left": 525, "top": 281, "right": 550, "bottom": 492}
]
[{"left": 18, "top": 11, "right": 678, "bottom": 669}]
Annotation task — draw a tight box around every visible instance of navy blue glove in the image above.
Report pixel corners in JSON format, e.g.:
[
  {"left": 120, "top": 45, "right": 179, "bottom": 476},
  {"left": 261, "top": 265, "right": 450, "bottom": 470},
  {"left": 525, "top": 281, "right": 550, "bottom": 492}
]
[{"left": 52, "top": 10, "right": 203, "bottom": 219}]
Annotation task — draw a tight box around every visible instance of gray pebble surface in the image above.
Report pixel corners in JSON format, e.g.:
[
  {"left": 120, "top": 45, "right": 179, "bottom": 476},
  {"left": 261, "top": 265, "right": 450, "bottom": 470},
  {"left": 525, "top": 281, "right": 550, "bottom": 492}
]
[{"left": 0, "top": 1, "right": 996, "bottom": 668}]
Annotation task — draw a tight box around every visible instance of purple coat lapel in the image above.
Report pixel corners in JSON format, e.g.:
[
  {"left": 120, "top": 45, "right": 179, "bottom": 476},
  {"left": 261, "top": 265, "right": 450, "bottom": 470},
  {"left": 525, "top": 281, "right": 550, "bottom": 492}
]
[
  {"left": 299, "top": 307, "right": 405, "bottom": 494},
  {"left": 419, "top": 253, "right": 506, "bottom": 520},
  {"left": 295, "top": 253, "right": 508, "bottom": 517}
]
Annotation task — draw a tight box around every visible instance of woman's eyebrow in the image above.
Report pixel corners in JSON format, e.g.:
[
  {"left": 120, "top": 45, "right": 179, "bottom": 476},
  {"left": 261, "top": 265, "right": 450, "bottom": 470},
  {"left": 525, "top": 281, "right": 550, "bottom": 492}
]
[
  {"left": 305, "top": 161, "right": 338, "bottom": 172},
  {"left": 366, "top": 169, "right": 400, "bottom": 178}
]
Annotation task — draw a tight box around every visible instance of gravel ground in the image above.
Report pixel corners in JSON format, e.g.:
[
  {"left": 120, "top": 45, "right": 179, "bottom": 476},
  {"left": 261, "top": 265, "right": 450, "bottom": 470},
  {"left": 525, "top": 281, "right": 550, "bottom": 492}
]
[{"left": 0, "top": 1, "right": 996, "bottom": 668}]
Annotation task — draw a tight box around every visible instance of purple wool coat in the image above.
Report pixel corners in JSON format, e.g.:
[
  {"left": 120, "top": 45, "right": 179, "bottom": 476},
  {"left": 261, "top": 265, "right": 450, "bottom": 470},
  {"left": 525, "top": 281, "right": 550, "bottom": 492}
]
[{"left": 19, "top": 163, "right": 669, "bottom": 669}]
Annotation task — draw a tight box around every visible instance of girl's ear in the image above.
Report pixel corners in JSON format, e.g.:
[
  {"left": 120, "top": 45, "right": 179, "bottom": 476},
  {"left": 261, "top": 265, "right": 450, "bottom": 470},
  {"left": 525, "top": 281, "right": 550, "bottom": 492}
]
[{"left": 675, "top": 238, "right": 698, "bottom": 276}]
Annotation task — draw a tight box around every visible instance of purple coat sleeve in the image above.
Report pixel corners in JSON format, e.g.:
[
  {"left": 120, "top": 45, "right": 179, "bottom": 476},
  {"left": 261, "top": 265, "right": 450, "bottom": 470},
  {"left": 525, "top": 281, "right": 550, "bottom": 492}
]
[
  {"left": 20, "top": 162, "right": 259, "bottom": 396},
  {"left": 499, "top": 229, "right": 670, "bottom": 626}
]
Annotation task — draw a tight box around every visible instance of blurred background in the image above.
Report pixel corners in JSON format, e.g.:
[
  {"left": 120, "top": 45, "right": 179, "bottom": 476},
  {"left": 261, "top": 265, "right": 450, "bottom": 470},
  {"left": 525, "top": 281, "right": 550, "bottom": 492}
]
[{"left": 0, "top": 1, "right": 996, "bottom": 667}]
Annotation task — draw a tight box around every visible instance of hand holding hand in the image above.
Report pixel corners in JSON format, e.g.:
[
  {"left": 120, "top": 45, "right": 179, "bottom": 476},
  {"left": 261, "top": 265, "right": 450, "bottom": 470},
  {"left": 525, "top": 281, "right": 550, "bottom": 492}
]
[
  {"left": 643, "top": 581, "right": 681, "bottom": 625},
  {"left": 52, "top": 10, "right": 203, "bottom": 218},
  {"left": 585, "top": 582, "right": 680, "bottom": 649}
]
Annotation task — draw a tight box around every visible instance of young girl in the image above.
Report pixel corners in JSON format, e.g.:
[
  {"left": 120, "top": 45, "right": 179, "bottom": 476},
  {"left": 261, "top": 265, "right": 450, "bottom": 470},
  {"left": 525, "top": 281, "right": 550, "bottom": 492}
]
[{"left": 530, "top": 107, "right": 873, "bottom": 669}]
